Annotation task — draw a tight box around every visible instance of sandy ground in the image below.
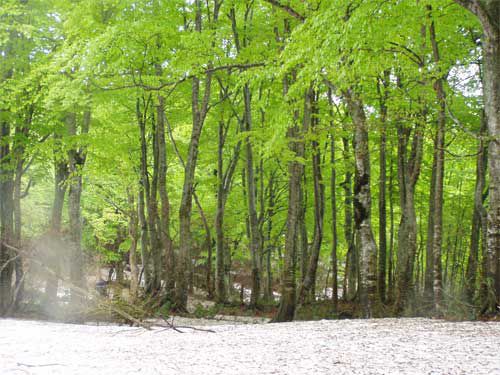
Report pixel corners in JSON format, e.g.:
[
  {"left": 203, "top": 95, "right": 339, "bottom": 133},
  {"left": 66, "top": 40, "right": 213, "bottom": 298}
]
[{"left": 1, "top": 318, "right": 499, "bottom": 375}]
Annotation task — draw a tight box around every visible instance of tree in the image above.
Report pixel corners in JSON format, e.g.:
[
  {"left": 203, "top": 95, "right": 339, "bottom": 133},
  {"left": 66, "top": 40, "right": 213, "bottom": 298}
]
[{"left": 454, "top": 0, "right": 500, "bottom": 313}]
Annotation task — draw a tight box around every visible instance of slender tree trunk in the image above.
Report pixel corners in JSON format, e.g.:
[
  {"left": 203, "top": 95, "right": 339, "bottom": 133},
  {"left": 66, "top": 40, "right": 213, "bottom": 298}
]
[
  {"left": 147, "top": 110, "right": 161, "bottom": 295},
  {"left": 214, "top": 110, "right": 241, "bottom": 303},
  {"left": 175, "top": 0, "right": 221, "bottom": 310},
  {"left": 128, "top": 192, "right": 139, "bottom": 301},
  {"left": 377, "top": 74, "right": 389, "bottom": 303},
  {"left": 330, "top": 135, "right": 338, "bottom": 311},
  {"left": 429, "top": 10, "right": 446, "bottom": 313},
  {"left": 136, "top": 98, "right": 153, "bottom": 292},
  {"left": 273, "top": 67, "right": 304, "bottom": 322},
  {"left": 242, "top": 84, "right": 262, "bottom": 308},
  {"left": 466, "top": 114, "right": 488, "bottom": 303},
  {"left": 299, "top": 90, "right": 324, "bottom": 305},
  {"left": 394, "top": 110, "right": 424, "bottom": 314},
  {"left": 156, "top": 74, "right": 175, "bottom": 298},
  {"left": 45, "top": 139, "right": 68, "bottom": 303},
  {"left": 298, "top": 174, "right": 308, "bottom": 285},
  {"left": 215, "top": 119, "right": 227, "bottom": 303},
  {"left": 67, "top": 110, "right": 90, "bottom": 306},
  {"left": 264, "top": 172, "right": 276, "bottom": 301},
  {"left": 424, "top": 148, "right": 437, "bottom": 306},
  {"left": 0, "top": 120, "right": 14, "bottom": 316},
  {"left": 387, "top": 147, "right": 395, "bottom": 302},
  {"left": 10, "top": 118, "right": 31, "bottom": 311},
  {"left": 328, "top": 90, "right": 339, "bottom": 311},
  {"left": 342, "top": 135, "right": 356, "bottom": 301},
  {"left": 176, "top": 66, "right": 213, "bottom": 307},
  {"left": 138, "top": 187, "right": 149, "bottom": 290}
]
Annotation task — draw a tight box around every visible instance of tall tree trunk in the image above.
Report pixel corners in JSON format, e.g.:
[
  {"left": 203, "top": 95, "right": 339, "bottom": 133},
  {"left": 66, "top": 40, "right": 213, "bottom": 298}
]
[
  {"left": 466, "top": 113, "right": 488, "bottom": 303},
  {"left": 175, "top": 1, "right": 216, "bottom": 310},
  {"left": 137, "top": 187, "right": 149, "bottom": 290},
  {"left": 213, "top": 101, "right": 241, "bottom": 303},
  {"left": 387, "top": 147, "right": 396, "bottom": 302},
  {"left": 215, "top": 118, "right": 226, "bottom": 303},
  {"left": 273, "top": 65, "right": 304, "bottom": 322},
  {"left": 454, "top": 0, "right": 499, "bottom": 312},
  {"left": 328, "top": 91, "right": 339, "bottom": 311},
  {"left": 0, "top": 121, "right": 14, "bottom": 316},
  {"left": 424, "top": 148, "right": 437, "bottom": 306},
  {"left": 147, "top": 109, "right": 161, "bottom": 295},
  {"left": 11, "top": 116, "right": 31, "bottom": 311},
  {"left": 429, "top": 9, "right": 446, "bottom": 313},
  {"left": 176, "top": 27, "right": 203, "bottom": 313},
  {"left": 45, "top": 139, "right": 68, "bottom": 304},
  {"left": 264, "top": 171, "right": 276, "bottom": 301},
  {"left": 342, "top": 135, "right": 356, "bottom": 301},
  {"left": 377, "top": 73, "right": 389, "bottom": 303},
  {"left": 156, "top": 72, "right": 175, "bottom": 298},
  {"left": 273, "top": 123, "right": 303, "bottom": 322},
  {"left": 128, "top": 191, "right": 139, "bottom": 301},
  {"left": 68, "top": 109, "right": 90, "bottom": 306},
  {"left": 298, "top": 175, "right": 308, "bottom": 285},
  {"left": 482, "top": 9, "right": 500, "bottom": 310},
  {"left": 394, "top": 107, "right": 424, "bottom": 314},
  {"left": 136, "top": 98, "right": 152, "bottom": 292},
  {"left": 242, "top": 84, "right": 262, "bottom": 308},
  {"left": 344, "top": 90, "right": 379, "bottom": 317},
  {"left": 299, "top": 89, "right": 324, "bottom": 305}
]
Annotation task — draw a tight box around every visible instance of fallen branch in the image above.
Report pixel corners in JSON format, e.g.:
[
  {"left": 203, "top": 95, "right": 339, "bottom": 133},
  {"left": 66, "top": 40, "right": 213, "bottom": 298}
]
[
  {"left": 154, "top": 315, "right": 216, "bottom": 334},
  {"left": 17, "top": 362, "right": 65, "bottom": 368}
]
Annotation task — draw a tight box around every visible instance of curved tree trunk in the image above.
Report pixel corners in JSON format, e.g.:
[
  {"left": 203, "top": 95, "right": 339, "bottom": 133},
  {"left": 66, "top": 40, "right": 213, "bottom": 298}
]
[{"left": 344, "top": 89, "right": 379, "bottom": 317}]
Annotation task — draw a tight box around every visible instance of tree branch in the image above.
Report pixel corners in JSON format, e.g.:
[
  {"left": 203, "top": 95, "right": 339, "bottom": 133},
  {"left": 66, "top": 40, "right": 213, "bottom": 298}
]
[{"left": 262, "top": 0, "right": 305, "bottom": 22}]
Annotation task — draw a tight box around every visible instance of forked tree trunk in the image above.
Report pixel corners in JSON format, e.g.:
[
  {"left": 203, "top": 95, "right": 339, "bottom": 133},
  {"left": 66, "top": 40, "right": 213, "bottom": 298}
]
[
  {"left": 156, "top": 71, "right": 175, "bottom": 298},
  {"left": 299, "top": 89, "right": 324, "bottom": 305},
  {"left": 394, "top": 107, "right": 424, "bottom": 314}
]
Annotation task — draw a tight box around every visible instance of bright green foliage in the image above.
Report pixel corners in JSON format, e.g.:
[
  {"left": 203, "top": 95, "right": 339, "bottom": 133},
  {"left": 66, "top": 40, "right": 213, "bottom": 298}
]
[{"left": 0, "top": 0, "right": 493, "bottom": 317}]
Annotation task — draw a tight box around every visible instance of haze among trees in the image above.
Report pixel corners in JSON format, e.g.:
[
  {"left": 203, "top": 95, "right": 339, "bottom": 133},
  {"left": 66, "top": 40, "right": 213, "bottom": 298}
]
[{"left": 0, "top": 0, "right": 498, "bottom": 323}]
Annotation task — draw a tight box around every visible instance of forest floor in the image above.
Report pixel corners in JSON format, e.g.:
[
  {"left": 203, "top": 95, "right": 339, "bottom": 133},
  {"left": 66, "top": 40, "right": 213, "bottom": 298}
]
[{"left": 1, "top": 318, "right": 500, "bottom": 374}]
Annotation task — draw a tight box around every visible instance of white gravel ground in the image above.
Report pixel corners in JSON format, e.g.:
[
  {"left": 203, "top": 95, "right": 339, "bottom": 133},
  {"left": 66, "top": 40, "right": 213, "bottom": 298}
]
[{"left": 1, "top": 318, "right": 499, "bottom": 375}]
